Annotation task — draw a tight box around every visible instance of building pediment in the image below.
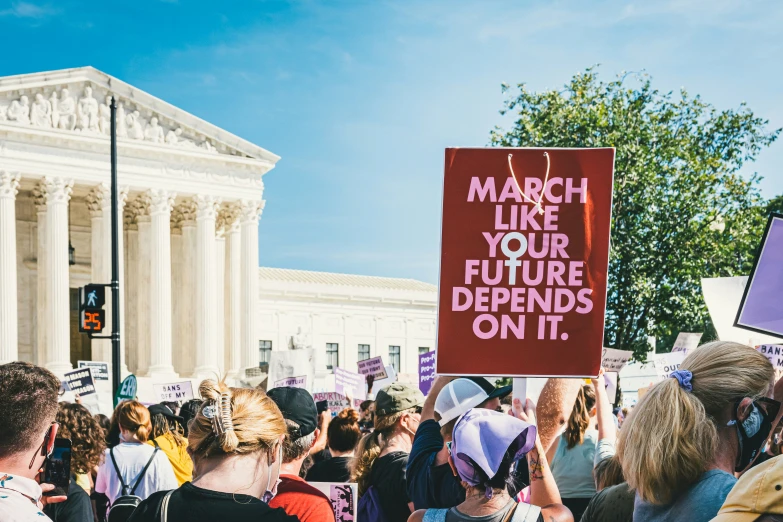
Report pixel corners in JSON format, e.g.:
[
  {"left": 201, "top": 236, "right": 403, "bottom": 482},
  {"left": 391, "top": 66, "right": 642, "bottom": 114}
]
[{"left": 0, "top": 66, "right": 279, "bottom": 164}]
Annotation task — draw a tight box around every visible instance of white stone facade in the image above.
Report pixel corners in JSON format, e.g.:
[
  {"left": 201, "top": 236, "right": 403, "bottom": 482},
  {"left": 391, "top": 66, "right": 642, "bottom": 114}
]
[{"left": 1, "top": 67, "right": 438, "bottom": 387}]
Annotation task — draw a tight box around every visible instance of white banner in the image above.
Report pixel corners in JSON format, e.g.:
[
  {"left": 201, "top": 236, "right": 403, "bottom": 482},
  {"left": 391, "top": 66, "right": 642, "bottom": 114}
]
[
  {"left": 153, "top": 381, "right": 194, "bottom": 402},
  {"left": 702, "top": 277, "right": 783, "bottom": 346},
  {"left": 268, "top": 349, "right": 315, "bottom": 392},
  {"left": 654, "top": 352, "right": 687, "bottom": 381},
  {"left": 308, "top": 482, "right": 357, "bottom": 522},
  {"left": 601, "top": 348, "right": 633, "bottom": 372},
  {"left": 672, "top": 332, "right": 703, "bottom": 354}
]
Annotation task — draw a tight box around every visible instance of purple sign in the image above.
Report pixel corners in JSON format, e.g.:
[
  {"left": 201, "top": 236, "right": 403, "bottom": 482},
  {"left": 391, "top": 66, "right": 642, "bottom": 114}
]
[
  {"left": 419, "top": 351, "right": 436, "bottom": 395},
  {"left": 357, "top": 356, "right": 388, "bottom": 380},
  {"left": 334, "top": 367, "right": 365, "bottom": 399},
  {"left": 736, "top": 215, "right": 783, "bottom": 337}
]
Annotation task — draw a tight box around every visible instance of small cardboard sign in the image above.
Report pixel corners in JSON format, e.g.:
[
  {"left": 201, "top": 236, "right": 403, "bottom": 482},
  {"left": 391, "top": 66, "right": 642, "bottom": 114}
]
[
  {"left": 313, "top": 392, "right": 363, "bottom": 413},
  {"left": 654, "top": 352, "right": 686, "bottom": 381},
  {"left": 153, "top": 381, "right": 194, "bottom": 402},
  {"left": 308, "top": 482, "right": 358, "bottom": 522},
  {"left": 357, "top": 356, "right": 388, "bottom": 380},
  {"left": 64, "top": 367, "right": 97, "bottom": 396},
  {"left": 273, "top": 375, "right": 308, "bottom": 389},
  {"left": 736, "top": 214, "right": 783, "bottom": 338},
  {"left": 334, "top": 368, "right": 365, "bottom": 400},
  {"left": 757, "top": 345, "right": 783, "bottom": 380},
  {"left": 601, "top": 348, "right": 633, "bottom": 372},
  {"left": 77, "top": 361, "right": 109, "bottom": 381},
  {"left": 671, "top": 332, "right": 703, "bottom": 354},
  {"left": 418, "top": 351, "right": 437, "bottom": 395}
]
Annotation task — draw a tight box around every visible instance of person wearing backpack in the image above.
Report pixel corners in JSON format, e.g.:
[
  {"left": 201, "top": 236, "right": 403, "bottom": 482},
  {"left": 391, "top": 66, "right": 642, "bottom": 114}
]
[
  {"left": 127, "top": 379, "right": 297, "bottom": 522},
  {"left": 353, "top": 383, "right": 425, "bottom": 522},
  {"left": 408, "top": 408, "right": 573, "bottom": 522},
  {"left": 95, "top": 401, "right": 177, "bottom": 521}
]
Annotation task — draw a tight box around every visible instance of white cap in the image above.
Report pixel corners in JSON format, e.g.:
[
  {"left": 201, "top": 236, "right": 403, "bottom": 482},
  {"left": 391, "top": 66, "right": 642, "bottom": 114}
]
[{"left": 435, "top": 379, "right": 490, "bottom": 426}]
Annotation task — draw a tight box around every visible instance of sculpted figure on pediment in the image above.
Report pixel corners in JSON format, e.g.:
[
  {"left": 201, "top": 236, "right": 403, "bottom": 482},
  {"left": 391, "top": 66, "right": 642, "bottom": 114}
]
[
  {"left": 77, "top": 86, "right": 100, "bottom": 132},
  {"left": 165, "top": 127, "right": 181, "bottom": 145},
  {"left": 201, "top": 140, "right": 216, "bottom": 152},
  {"left": 31, "top": 93, "right": 52, "bottom": 127},
  {"left": 0, "top": 105, "right": 6, "bottom": 121},
  {"left": 7, "top": 95, "right": 30, "bottom": 124},
  {"left": 116, "top": 102, "right": 127, "bottom": 138},
  {"left": 127, "top": 110, "right": 144, "bottom": 139},
  {"left": 56, "top": 89, "right": 76, "bottom": 130},
  {"left": 98, "top": 95, "right": 112, "bottom": 135},
  {"left": 144, "top": 116, "right": 165, "bottom": 143}
]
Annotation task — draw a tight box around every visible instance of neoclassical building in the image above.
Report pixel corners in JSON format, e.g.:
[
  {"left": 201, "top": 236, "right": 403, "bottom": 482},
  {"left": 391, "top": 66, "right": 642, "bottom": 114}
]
[{"left": 0, "top": 67, "right": 437, "bottom": 391}]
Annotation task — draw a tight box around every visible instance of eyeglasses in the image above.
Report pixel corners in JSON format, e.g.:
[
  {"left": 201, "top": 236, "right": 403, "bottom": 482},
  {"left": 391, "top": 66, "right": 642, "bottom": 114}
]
[
  {"left": 414, "top": 406, "right": 423, "bottom": 415},
  {"left": 29, "top": 422, "right": 59, "bottom": 470}
]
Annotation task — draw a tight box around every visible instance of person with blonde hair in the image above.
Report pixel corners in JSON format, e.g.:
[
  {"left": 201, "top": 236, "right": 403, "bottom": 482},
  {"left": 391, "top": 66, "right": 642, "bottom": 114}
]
[
  {"left": 128, "top": 380, "right": 296, "bottom": 522},
  {"left": 95, "top": 401, "right": 177, "bottom": 509},
  {"left": 618, "top": 341, "right": 778, "bottom": 522},
  {"left": 354, "top": 383, "right": 425, "bottom": 522}
]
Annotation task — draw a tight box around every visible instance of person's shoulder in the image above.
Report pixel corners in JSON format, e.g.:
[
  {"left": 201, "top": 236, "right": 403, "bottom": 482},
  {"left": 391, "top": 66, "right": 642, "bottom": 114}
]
[{"left": 700, "top": 469, "right": 737, "bottom": 490}]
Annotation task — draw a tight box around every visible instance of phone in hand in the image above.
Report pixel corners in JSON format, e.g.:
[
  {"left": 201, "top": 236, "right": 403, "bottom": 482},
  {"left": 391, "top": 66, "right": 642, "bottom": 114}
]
[
  {"left": 42, "top": 438, "right": 71, "bottom": 497},
  {"left": 316, "top": 400, "right": 329, "bottom": 415}
]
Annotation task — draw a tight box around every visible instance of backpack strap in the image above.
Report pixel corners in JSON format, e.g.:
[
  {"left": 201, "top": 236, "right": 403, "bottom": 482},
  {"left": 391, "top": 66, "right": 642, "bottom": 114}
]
[
  {"left": 152, "top": 439, "right": 160, "bottom": 449},
  {"left": 422, "top": 508, "right": 448, "bottom": 522},
  {"left": 159, "top": 490, "right": 175, "bottom": 522},
  {"left": 506, "top": 502, "right": 542, "bottom": 522},
  {"left": 109, "top": 447, "right": 130, "bottom": 496},
  {"left": 129, "top": 447, "right": 159, "bottom": 495}
]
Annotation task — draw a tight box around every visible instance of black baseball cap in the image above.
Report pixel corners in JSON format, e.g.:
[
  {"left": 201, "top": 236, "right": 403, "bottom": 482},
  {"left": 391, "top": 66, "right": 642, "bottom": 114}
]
[
  {"left": 149, "top": 404, "right": 184, "bottom": 425},
  {"left": 466, "top": 377, "right": 512, "bottom": 401},
  {"left": 267, "top": 387, "right": 318, "bottom": 438}
]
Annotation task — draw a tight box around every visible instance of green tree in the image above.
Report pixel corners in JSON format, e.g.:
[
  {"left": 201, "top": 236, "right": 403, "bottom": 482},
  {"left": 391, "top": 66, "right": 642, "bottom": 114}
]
[
  {"left": 490, "top": 69, "right": 780, "bottom": 359},
  {"left": 767, "top": 194, "right": 783, "bottom": 216}
]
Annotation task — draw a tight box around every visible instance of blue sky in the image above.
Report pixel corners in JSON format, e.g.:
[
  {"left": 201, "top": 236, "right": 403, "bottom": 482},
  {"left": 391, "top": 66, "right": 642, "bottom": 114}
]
[{"left": 1, "top": 0, "right": 781, "bottom": 283}]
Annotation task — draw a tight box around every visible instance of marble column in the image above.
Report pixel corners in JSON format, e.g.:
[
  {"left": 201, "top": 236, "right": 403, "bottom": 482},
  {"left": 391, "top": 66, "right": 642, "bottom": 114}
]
[
  {"left": 33, "top": 187, "right": 47, "bottom": 366},
  {"left": 124, "top": 209, "right": 139, "bottom": 373},
  {"left": 215, "top": 216, "right": 227, "bottom": 376},
  {"left": 135, "top": 199, "right": 151, "bottom": 376},
  {"left": 43, "top": 177, "right": 74, "bottom": 374},
  {"left": 86, "top": 185, "right": 109, "bottom": 363},
  {"left": 239, "top": 199, "right": 264, "bottom": 371},
  {"left": 223, "top": 206, "right": 242, "bottom": 378},
  {"left": 174, "top": 201, "right": 197, "bottom": 377},
  {"left": 192, "top": 195, "right": 221, "bottom": 378},
  {"left": 0, "top": 172, "right": 20, "bottom": 364},
  {"left": 147, "top": 189, "right": 176, "bottom": 378}
]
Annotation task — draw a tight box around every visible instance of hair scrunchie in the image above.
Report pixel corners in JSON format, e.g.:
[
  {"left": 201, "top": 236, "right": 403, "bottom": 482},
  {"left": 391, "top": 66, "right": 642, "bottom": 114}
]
[{"left": 670, "top": 369, "right": 693, "bottom": 392}]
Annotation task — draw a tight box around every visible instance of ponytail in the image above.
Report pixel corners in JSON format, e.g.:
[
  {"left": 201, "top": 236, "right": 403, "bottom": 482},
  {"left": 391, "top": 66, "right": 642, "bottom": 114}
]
[
  {"left": 618, "top": 341, "right": 773, "bottom": 505},
  {"left": 565, "top": 385, "right": 596, "bottom": 449},
  {"left": 351, "top": 408, "right": 408, "bottom": 496}
]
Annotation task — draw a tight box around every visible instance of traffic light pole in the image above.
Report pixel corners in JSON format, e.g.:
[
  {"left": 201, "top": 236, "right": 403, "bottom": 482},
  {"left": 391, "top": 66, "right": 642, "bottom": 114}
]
[{"left": 109, "top": 97, "right": 122, "bottom": 401}]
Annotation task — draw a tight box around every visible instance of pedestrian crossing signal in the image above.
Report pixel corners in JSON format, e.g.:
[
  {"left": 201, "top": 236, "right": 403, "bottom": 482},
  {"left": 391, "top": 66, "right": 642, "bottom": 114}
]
[{"left": 79, "top": 284, "right": 106, "bottom": 333}]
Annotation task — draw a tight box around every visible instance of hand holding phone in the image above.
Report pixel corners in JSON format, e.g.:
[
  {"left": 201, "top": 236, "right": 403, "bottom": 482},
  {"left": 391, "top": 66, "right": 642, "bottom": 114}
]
[{"left": 41, "top": 438, "right": 71, "bottom": 497}]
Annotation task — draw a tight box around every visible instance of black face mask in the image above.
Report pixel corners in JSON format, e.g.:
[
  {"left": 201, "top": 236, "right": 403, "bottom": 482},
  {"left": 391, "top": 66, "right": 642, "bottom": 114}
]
[{"left": 733, "top": 401, "right": 774, "bottom": 472}]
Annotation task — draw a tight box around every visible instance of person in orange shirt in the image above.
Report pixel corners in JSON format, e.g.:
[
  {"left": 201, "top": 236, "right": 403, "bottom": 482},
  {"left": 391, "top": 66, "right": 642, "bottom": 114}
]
[
  {"left": 146, "top": 404, "right": 193, "bottom": 486},
  {"left": 267, "top": 387, "right": 336, "bottom": 522}
]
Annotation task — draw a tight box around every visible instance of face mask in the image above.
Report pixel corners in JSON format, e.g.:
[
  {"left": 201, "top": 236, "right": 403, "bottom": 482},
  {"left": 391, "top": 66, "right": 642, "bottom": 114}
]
[
  {"left": 731, "top": 402, "right": 774, "bottom": 472},
  {"left": 262, "top": 443, "right": 283, "bottom": 503}
]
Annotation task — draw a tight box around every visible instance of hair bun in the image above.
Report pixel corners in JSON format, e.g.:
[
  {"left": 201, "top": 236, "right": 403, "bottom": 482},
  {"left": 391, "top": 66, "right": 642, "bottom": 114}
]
[{"left": 337, "top": 408, "right": 360, "bottom": 424}]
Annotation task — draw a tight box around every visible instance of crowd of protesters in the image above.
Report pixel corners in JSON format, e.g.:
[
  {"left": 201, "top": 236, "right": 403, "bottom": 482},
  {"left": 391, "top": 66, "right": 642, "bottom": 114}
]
[{"left": 4, "top": 339, "right": 783, "bottom": 521}]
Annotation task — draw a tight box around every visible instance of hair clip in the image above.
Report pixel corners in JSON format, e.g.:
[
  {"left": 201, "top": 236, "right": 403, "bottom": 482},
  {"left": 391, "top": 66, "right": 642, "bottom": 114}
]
[{"left": 202, "top": 404, "right": 217, "bottom": 419}]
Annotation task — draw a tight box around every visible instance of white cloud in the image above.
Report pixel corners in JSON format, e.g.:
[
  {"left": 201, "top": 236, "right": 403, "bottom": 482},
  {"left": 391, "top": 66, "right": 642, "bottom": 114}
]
[{"left": 0, "top": 2, "right": 58, "bottom": 19}]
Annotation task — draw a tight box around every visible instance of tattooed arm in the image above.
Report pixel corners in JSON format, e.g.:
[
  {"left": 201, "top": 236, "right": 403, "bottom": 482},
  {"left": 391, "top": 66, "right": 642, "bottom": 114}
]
[{"left": 513, "top": 399, "right": 563, "bottom": 508}]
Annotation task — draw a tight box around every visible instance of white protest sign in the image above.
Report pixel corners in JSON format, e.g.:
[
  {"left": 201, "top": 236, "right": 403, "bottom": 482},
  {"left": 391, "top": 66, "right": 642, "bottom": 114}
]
[
  {"left": 77, "top": 361, "right": 110, "bottom": 381},
  {"left": 604, "top": 372, "right": 618, "bottom": 405},
  {"left": 654, "top": 352, "right": 687, "bottom": 381},
  {"left": 702, "top": 277, "right": 783, "bottom": 345},
  {"left": 268, "top": 349, "right": 315, "bottom": 392},
  {"left": 64, "top": 367, "right": 97, "bottom": 396},
  {"left": 601, "top": 348, "right": 633, "bottom": 372},
  {"left": 357, "top": 356, "right": 388, "bottom": 380},
  {"left": 273, "top": 375, "right": 307, "bottom": 389},
  {"left": 153, "top": 381, "right": 194, "bottom": 402},
  {"left": 312, "top": 392, "right": 363, "bottom": 413},
  {"left": 308, "top": 482, "right": 357, "bottom": 522},
  {"left": 370, "top": 365, "right": 397, "bottom": 393},
  {"left": 672, "top": 332, "right": 703, "bottom": 354},
  {"left": 757, "top": 345, "right": 783, "bottom": 380},
  {"left": 334, "top": 368, "right": 366, "bottom": 400}
]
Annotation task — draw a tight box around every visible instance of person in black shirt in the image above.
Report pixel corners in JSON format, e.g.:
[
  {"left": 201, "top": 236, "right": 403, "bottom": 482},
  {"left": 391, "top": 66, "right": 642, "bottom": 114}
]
[
  {"left": 353, "top": 383, "right": 424, "bottom": 522},
  {"left": 128, "top": 380, "right": 296, "bottom": 522},
  {"left": 43, "top": 476, "right": 94, "bottom": 522},
  {"left": 306, "top": 408, "right": 361, "bottom": 483}
]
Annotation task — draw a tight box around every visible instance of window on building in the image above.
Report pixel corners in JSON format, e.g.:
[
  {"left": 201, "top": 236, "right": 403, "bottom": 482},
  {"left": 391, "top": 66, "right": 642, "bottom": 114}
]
[
  {"left": 389, "top": 345, "right": 401, "bottom": 373},
  {"left": 418, "top": 347, "right": 430, "bottom": 355},
  {"left": 358, "top": 344, "right": 371, "bottom": 361},
  {"left": 326, "top": 343, "right": 339, "bottom": 370},
  {"left": 259, "top": 340, "right": 272, "bottom": 366}
]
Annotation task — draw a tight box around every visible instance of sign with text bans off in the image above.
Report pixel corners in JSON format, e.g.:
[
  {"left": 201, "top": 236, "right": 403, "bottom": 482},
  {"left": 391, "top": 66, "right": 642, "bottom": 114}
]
[
  {"left": 153, "top": 381, "right": 194, "bottom": 402},
  {"left": 437, "top": 148, "right": 615, "bottom": 376}
]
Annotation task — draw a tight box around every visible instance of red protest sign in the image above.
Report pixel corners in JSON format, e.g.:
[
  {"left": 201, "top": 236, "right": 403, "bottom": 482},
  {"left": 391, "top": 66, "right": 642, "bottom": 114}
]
[{"left": 436, "top": 148, "right": 614, "bottom": 377}]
